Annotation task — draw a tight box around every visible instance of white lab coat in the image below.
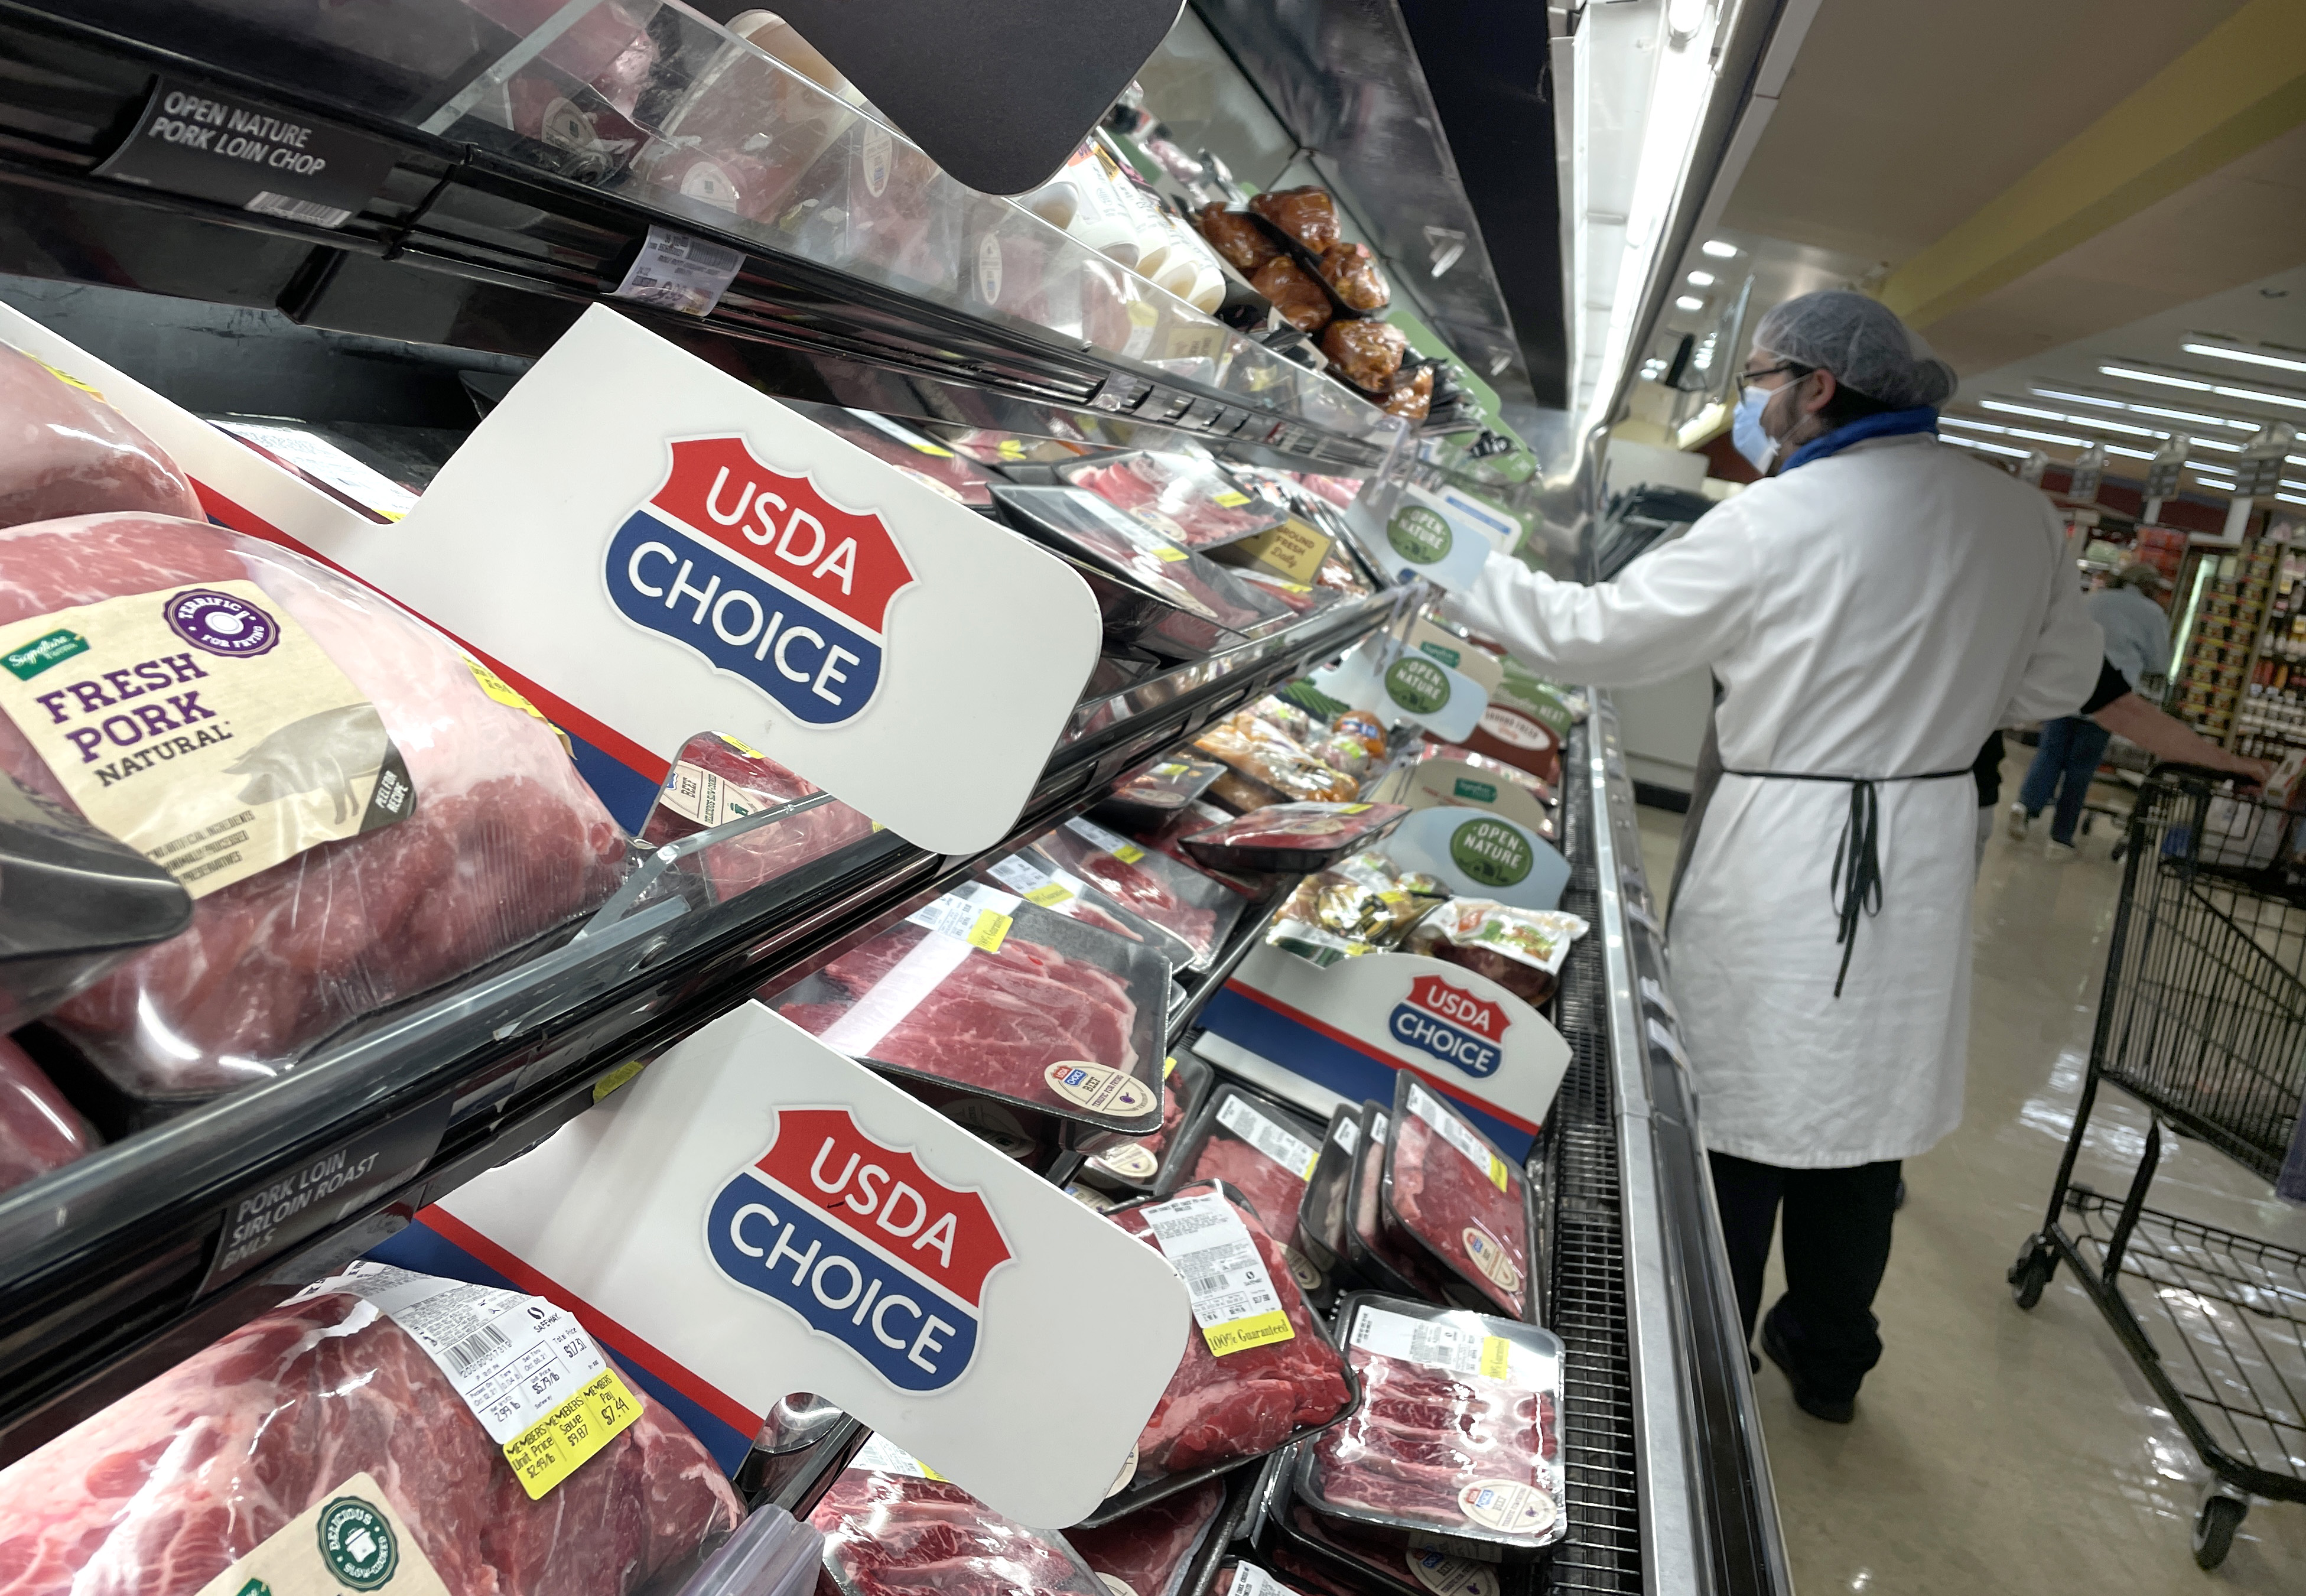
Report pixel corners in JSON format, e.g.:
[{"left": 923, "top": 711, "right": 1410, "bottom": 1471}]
[{"left": 1448, "top": 433, "right": 2103, "bottom": 1166}]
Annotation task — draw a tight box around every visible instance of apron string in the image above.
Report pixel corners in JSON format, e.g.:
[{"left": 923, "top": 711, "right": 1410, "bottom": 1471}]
[{"left": 1719, "top": 765, "right": 1974, "bottom": 998}]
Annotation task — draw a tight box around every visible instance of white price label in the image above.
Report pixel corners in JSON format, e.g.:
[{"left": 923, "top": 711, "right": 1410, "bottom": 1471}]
[
  {"left": 1351, "top": 1305, "right": 1515, "bottom": 1382},
  {"left": 1333, "top": 1115, "right": 1360, "bottom": 1154},
  {"left": 612, "top": 223, "right": 743, "bottom": 316},
  {"left": 658, "top": 759, "right": 772, "bottom": 829},
  {"left": 986, "top": 851, "right": 1089, "bottom": 909},
  {"left": 851, "top": 1432, "right": 941, "bottom": 1478},
  {"left": 1141, "top": 1189, "right": 1295, "bottom": 1356},
  {"left": 1227, "top": 1566, "right": 1286, "bottom": 1596},
  {"left": 1065, "top": 814, "right": 1148, "bottom": 863},
  {"left": 1216, "top": 1094, "right": 1319, "bottom": 1181},
  {"left": 1639, "top": 976, "right": 1679, "bottom": 1022},
  {"left": 905, "top": 881, "right": 1022, "bottom": 951},
  {"left": 212, "top": 420, "right": 419, "bottom": 519}
]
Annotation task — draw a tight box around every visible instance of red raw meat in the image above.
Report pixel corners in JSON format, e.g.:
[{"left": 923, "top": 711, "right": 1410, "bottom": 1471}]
[
  {"left": 1137, "top": 805, "right": 1259, "bottom": 901},
  {"left": 1308, "top": 1323, "right": 1556, "bottom": 1543},
  {"left": 641, "top": 734, "right": 877, "bottom": 901},
  {"left": 1033, "top": 827, "right": 1222, "bottom": 960},
  {"left": 0, "top": 1034, "right": 96, "bottom": 1194},
  {"left": 1068, "top": 459, "right": 1273, "bottom": 550},
  {"left": 1191, "top": 1135, "right": 1309, "bottom": 1251},
  {"left": 1065, "top": 1478, "right": 1224, "bottom": 1596},
  {"left": 1390, "top": 1095, "right": 1530, "bottom": 1317},
  {"left": 776, "top": 923, "right": 1139, "bottom": 1104},
  {"left": 1108, "top": 1184, "right": 1350, "bottom": 1478},
  {"left": 0, "top": 515, "right": 626, "bottom": 1097},
  {"left": 1352, "top": 1120, "right": 1452, "bottom": 1299},
  {"left": 0, "top": 344, "right": 199, "bottom": 529},
  {"left": 811, "top": 1467, "right": 1105, "bottom": 1596},
  {"left": 0, "top": 1285, "right": 741, "bottom": 1596}
]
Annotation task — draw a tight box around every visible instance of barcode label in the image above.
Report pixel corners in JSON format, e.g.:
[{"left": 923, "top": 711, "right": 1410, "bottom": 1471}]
[
  {"left": 1351, "top": 1305, "right": 1514, "bottom": 1382},
  {"left": 1141, "top": 1189, "right": 1295, "bottom": 1356},
  {"left": 245, "top": 190, "right": 352, "bottom": 227},
  {"left": 441, "top": 1321, "right": 513, "bottom": 1376},
  {"left": 657, "top": 759, "right": 770, "bottom": 828},
  {"left": 1334, "top": 1115, "right": 1359, "bottom": 1153},
  {"left": 1217, "top": 1094, "right": 1319, "bottom": 1180}
]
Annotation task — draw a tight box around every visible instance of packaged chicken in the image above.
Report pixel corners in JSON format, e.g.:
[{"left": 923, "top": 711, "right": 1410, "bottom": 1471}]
[
  {"left": 769, "top": 880, "right": 1169, "bottom": 1155},
  {"left": 0, "top": 1262, "right": 744, "bottom": 1596},
  {"left": 1181, "top": 804, "right": 1411, "bottom": 876},
  {"left": 978, "top": 845, "right": 1200, "bottom": 970},
  {"left": 1162, "top": 1083, "right": 1328, "bottom": 1275},
  {"left": 1251, "top": 258, "right": 1332, "bottom": 335},
  {"left": 1, "top": 343, "right": 200, "bottom": 529},
  {"left": 1267, "top": 853, "right": 1447, "bottom": 966},
  {"left": 1084, "top": 1050, "right": 1214, "bottom": 1191},
  {"left": 1094, "top": 753, "right": 1228, "bottom": 831},
  {"left": 1300, "top": 1296, "right": 1565, "bottom": 1558},
  {"left": 1320, "top": 321, "right": 1408, "bottom": 394},
  {"left": 1315, "top": 243, "right": 1389, "bottom": 313},
  {"left": 1381, "top": 1078, "right": 1534, "bottom": 1318},
  {"left": 0, "top": 1032, "right": 97, "bottom": 1195},
  {"left": 1033, "top": 815, "right": 1247, "bottom": 968},
  {"left": 1068, "top": 1477, "right": 1230, "bottom": 1596},
  {"left": 1250, "top": 188, "right": 1341, "bottom": 252},
  {"left": 1401, "top": 901, "right": 1589, "bottom": 1009},
  {"left": 0, "top": 513, "right": 626, "bottom": 1104},
  {"left": 642, "top": 732, "right": 880, "bottom": 903},
  {"left": 813, "top": 1435, "right": 1108, "bottom": 1596},
  {"left": 1092, "top": 1181, "right": 1355, "bottom": 1520},
  {"left": 1062, "top": 453, "right": 1291, "bottom": 550}
]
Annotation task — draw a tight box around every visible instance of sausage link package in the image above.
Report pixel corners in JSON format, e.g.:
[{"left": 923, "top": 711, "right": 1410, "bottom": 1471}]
[
  {"left": 811, "top": 1435, "right": 1107, "bottom": 1596},
  {"left": 1033, "top": 815, "right": 1247, "bottom": 969},
  {"left": 1400, "top": 902, "right": 1588, "bottom": 1010},
  {"left": 1066, "top": 1477, "right": 1229, "bottom": 1596},
  {"left": 0, "top": 1031, "right": 97, "bottom": 1195},
  {"left": 769, "top": 880, "right": 1169, "bottom": 1158},
  {"left": 0, "top": 1265, "right": 744, "bottom": 1596},
  {"left": 1083, "top": 1050, "right": 1214, "bottom": 1192},
  {"left": 642, "top": 733, "right": 880, "bottom": 903},
  {"left": 1297, "top": 1296, "right": 1565, "bottom": 1561},
  {"left": 1344, "top": 1106, "right": 1452, "bottom": 1302},
  {"left": 0, "top": 514, "right": 627, "bottom": 1105},
  {"left": 1180, "top": 805, "right": 1411, "bottom": 876},
  {"left": 0, "top": 343, "right": 200, "bottom": 529},
  {"left": 977, "top": 846, "right": 1199, "bottom": 971},
  {"left": 1085, "top": 1181, "right": 1357, "bottom": 1526},
  {"left": 1381, "top": 1078, "right": 1534, "bottom": 1319},
  {"left": 1160, "top": 1083, "right": 1329, "bottom": 1287}
]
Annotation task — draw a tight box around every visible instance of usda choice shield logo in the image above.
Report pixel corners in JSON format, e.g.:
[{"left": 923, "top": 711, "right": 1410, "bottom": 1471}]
[
  {"left": 707, "top": 1107, "right": 1013, "bottom": 1391},
  {"left": 608, "top": 437, "right": 916, "bottom": 726},
  {"left": 1390, "top": 973, "right": 1510, "bottom": 1078}
]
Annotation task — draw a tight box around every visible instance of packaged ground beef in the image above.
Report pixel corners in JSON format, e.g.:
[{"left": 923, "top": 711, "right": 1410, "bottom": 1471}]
[{"left": 1381, "top": 1078, "right": 1533, "bottom": 1319}]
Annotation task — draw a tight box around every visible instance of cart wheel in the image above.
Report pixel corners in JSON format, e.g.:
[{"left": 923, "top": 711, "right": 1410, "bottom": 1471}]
[
  {"left": 2193, "top": 1491, "right": 2246, "bottom": 1569},
  {"left": 2008, "top": 1240, "right": 2055, "bottom": 1309}
]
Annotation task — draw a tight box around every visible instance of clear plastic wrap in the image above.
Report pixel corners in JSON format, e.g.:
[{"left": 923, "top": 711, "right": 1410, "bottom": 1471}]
[
  {"left": 1092, "top": 754, "right": 1227, "bottom": 831},
  {"left": 1294, "top": 1107, "right": 1365, "bottom": 1282},
  {"left": 1382, "top": 1080, "right": 1532, "bottom": 1318},
  {"left": 991, "top": 486, "right": 1286, "bottom": 636},
  {"left": 0, "top": 513, "right": 627, "bottom": 1100},
  {"left": 1301, "top": 1296, "right": 1564, "bottom": 1558},
  {"left": 1061, "top": 454, "right": 1289, "bottom": 550},
  {"left": 0, "top": 1032, "right": 97, "bottom": 1194},
  {"left": 979, "top": 847, "right": 1197, "bottom": 970},
  {"left": 1166, "top": 1085, "right": 1325, "bottom": 1257},
  {"left": 1192, "top": 722, "right": 1361, "bottom": 811},
  {"left": 781, "top": 404, "right": 1001, "bottom": 509},
  {"left": 642, "top": 733, "right": 879, "bottom": 902},
  {"left": 1032, "top": 817, "right": 1247, "bottom": 967},
  {"left": 656, "top": 1504, "right": 824, "bottom": 1596},
  {"left": 1267, "top": 854, "right": 1447, "bottom": 966},
  {"left": 1400, "top": 902, "right": 1588, "bottom": 1009},
  {"left": 0, "top": 1276, "right": 744, "bottom": 1596},
  {"left": 0, "top": 344, "right": 200, "bottom": 529},
  {"left": 1136, "top": 802, "right": 1260, "bottom": 901},
  {"left": 1068, "top": 1479, "right": 1228, "bottom": 1596},
  {"left": 810, "top": 1442, "right": 1107, "bottom": 1596},
  {"left": 1180, "top": 805, "right": 1411, "bottom": 876},
  {"left": 1085, "top": 1051, "right": 1212, "bottom": 1191},
  {"left": 1345, "top": 1107, "right": 1452, "bottom": 1301}
]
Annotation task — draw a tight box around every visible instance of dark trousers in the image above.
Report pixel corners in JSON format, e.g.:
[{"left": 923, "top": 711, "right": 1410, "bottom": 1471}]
[
  {"left": 2016, "top": 716, "right": 2112, "bottom": 844},
  {"left": 1709, "top": 1151, "right": 1902, "bottom": 1403}
]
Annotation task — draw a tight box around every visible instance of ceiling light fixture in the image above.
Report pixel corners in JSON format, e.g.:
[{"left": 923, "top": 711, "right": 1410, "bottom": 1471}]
[
  {"left": 1700, "top": 239, "right": 1738, "bottom": 258},
  {"left": 2279, "top": 492, "right": 2306, "bottom": 508},
  {"left": 2183, "top": 342, "right": 2306, "bottom": 375},
  {"left": 1980, "top": 400, "right": 2064, "bottom": 421},
  {"left": 1686, "top": 271, "right": 1715, "bottom": 287},
  {"left": 2008, "top": 427, "right": 2086, "bottom": 448},
  {"left": 1941, "top": 435, "right": 2028, "bottom": 457},
  {"left": 2100, "top": 363, "right": 2213, "bottom": 391},
  {"left": 1675, "top": 295, "right": 1705, "bottom": 311},
  {"left": 2210, "top": 382, "right": 2306, "bottom": 412}
]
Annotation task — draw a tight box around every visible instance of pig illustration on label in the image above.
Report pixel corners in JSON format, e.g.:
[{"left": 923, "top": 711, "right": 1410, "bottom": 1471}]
[{"left": 226, "top": 703, "right": 389, "bottom": 822}]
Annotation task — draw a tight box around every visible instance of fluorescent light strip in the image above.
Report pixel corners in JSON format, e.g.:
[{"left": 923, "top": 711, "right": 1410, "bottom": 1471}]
[
  {"left": 2183, "top": 341, "right": 2306, "bottom": 376},
  {"left": 2211, "top": 383, "right": 2306, "bottom": 412},
  {"left": 2030, "top": 385, "right": 2258, "bottom": 430},
  {"left": 2101, "top": 363, "right": 2211, "bottom": 392},
  {"left": 2009, "top": 427, "right": 2086, "bottom": 447},
  {"left": 2279, "top": 493, "right": 2306, "bottom": 507},
  {"left": 1980, "top": 400, "right": 2064, "bottom": 421},
  {"left": 1941, "top": 434, "right": 2028, "bottom": 457}
]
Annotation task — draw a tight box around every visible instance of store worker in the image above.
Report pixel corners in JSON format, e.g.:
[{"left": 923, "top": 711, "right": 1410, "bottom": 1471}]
[
  {"left": 2008, "top": 563, "right": 2175, "bottom": 853},
  {"left": 1445, "top": 291, "right": 2108, "bottom": 1422}
]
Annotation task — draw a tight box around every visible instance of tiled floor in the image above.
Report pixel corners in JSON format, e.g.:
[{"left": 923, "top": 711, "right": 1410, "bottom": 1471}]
[{"left": 1632, "top": 786, "right": 2306, "bottom": 1592}]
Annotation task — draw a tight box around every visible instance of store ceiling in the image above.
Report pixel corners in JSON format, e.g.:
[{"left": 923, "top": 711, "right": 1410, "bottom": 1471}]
[{"left": 1651, "top": 0, "right": 2304, "bottom": 503}]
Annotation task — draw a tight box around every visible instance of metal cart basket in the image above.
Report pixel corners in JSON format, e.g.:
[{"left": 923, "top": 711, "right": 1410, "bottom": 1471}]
[{"left": 2006, "top": 769, "right": 2306, "bottom": 1570}]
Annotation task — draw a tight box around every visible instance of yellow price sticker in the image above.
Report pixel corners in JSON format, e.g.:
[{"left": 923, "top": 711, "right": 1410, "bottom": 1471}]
[
  {"left": 32, "top": 355, "right": 104, "bottom": 402},
  {"left": 1152, "top": 546, "right": 1191, "bottom": 563},
  {"left": 1023, "top": 882, "right": 1074, "bottom": 908},
  {"left": 1302, "top": 1152, "right": 1321, "bottom": 1180},
  {"left": 592, "top": 1058, "right": 647, "bottom": 1103},
  {"left": 1212, "top": 490, "right": 1250, "bottom": 508},
  {"left": 716, "top": 731, "right": 769, "bottom": 759},
  {"left": 967, "top": 909, "right": 1013, "bottom": 954},
  {"left": 1486, "top": 1154, "right": 1510, "bottom": 1193},
  {"left": 1111, "top": 842, "right": 1148, "bottom": 864},
  {"left": 1479, "top": 1336, "right": 1514, "bottom": 1382},
  {"left": 1342, "top": 804, "right": 1372, "bottom": 814},
  {"left": 463, "top": 657, "right": 575, "bottom": 758},
  {"left": 1203, "top": 1308, "right": 1295, "bottom": 1357},
  {"left": 501, "top": 1367, "right": 642, "bottom": 1500},
  {"left": 1163, "top": 1055, "right": 1178, "bottom": 1078}
]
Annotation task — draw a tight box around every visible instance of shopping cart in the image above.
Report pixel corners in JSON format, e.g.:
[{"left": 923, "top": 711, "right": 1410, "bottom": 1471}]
[{"left": 2006, "top": 767, "right": 2306, "bottom": 1570}]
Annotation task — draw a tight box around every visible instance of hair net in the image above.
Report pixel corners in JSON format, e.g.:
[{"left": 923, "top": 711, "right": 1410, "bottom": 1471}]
[{"left": 1751, "top": 290, "right": 1957, "bottom": 409}]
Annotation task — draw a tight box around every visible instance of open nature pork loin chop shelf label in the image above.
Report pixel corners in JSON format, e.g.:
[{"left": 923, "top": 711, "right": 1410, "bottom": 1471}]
[
  {"left": 0, "top": 579, "right": 412, "bottom": 896},
  {"left": 1141, "top": 1189, "right": 1296, "bottom": 1356}
]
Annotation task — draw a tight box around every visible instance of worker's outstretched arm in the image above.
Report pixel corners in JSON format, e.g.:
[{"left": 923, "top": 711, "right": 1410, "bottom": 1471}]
[{"left": 2091, "top": 691, "right": 2271, "bottom": 787}]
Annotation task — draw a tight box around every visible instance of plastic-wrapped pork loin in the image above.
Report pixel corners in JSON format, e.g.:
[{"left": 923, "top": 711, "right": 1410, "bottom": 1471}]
[
  {"left": 0, "top": 1279, "right": 743, "bottom": 1596},
  {"left": 0, "top": 515, "right": 627, "bottom": 1097},
  {"left": 0, "top": 344, "right": 200, "bottom": 528},
  {"left": 0, "top": 1033, "right": 97, "bottom": 1194}
]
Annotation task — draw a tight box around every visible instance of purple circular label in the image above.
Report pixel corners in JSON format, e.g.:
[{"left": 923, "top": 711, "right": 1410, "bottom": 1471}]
[{"left": 165, "top": 589, "right": 281, "bottom": 658}]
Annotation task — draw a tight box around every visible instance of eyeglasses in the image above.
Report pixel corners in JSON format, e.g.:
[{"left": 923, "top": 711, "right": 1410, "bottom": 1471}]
[{"left": 1739, "top": 361, "right": 1809, "bottom": 388}]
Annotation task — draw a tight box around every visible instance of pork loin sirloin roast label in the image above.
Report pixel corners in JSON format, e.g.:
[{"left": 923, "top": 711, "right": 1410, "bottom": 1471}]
[
  {"left": 0, "top": 578, "right": 412, "bottom": 896},
  {"left": 190, "top": 1472, "right": 453, "bottom": 1596},
  {"left": 707, "top": 1106, "right": 1014, "bottom": 1392}
]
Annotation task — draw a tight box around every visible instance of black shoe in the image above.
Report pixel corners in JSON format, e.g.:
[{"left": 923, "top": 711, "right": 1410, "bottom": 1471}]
[
  {"left": 1894, "top": 1178, "right": 1906, "bottom": 1211},
  {"left": 1761, "top": 1309, "right": 1855, "bottom": 1423}
]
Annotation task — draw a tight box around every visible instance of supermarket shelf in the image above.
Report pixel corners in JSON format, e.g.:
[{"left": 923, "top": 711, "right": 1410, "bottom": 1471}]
[
  {"left": 0, "top": 1, "right": 1403, "bottom": 474},
  {"left": 0, "top": 589, "right": 1394, "bottom": 1462}
]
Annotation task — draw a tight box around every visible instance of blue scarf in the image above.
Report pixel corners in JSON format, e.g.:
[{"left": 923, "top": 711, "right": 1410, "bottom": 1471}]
[{"left": 1781, "top": 407, "right": 1940, "bottom": 473}]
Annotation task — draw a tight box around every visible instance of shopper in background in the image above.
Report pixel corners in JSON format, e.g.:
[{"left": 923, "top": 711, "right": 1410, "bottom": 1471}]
[
  {"left": 1446, "top": 290, "right": 2106, "bottom": 1425},
  {"left": 2008, "top": 564, "right": 2175, "bottom": 854}
]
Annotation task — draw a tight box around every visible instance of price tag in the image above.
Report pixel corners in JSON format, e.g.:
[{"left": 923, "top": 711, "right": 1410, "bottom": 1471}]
[
  {"left": 1217, "top": 1093, "right": 1319, "bottom": 1180},
  {"left": 906, "top": 882, "right": 1019, "bottom": 954},
  {"left": 1350, "top": 1304, "right": 1514, "bottom": 1382},
  {"left": 610, "top": 224, "right": 744, "bottom": 317},
  {"left": 985, "top": 851, "right": 1087, "bottom": 909},
  {"left": 657, "top": 758, "right": 772, "bottom": 828},
  {"left": 1333, "top": 1114, "right": 1359, "bottom": 1154},
  {"left": 500, "top": 1367, "right": 643, "bottom": 1500},
  {"left": 95, "top": 76, "right": 398, "bottom": 230},
  {"left": 1408, "top": 1083, "right": 1510, "bottom": 1193},
  {"left": 1151, "top": 545, "right": 1191, "bottom": 563},
  {"left": 212, "top": 420, "right": 418, "bottom": 519},
  {"left": 1647, "top": 1016, "right": 1690, "bottom": 1070},
  {"left": 1639, "top": 976, "right": 1679, "bottom": 1022},
  {"left": 850, "top": 1432, "right": 945, "bottom": 1479},
  {"left": 1067, "top": 815, "right": 1147, "bottom": 864},
  {"left": 1141, "top": 1189, "right": 1295, "bottom": 1356}
]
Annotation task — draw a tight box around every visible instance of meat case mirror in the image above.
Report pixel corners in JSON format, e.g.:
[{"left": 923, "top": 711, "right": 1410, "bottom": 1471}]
[{"left": 408, "top": 1001, "right": 1192, "bottom": 1529}]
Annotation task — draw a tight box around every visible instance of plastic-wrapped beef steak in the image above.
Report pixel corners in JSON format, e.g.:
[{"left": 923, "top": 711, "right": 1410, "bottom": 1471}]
[
  {"left": 0, "top": 515, "right": 626, "bottom": 1098},
  {"left": 1107, "top": 1183, "right": 1350, "bottom": 1480},
  {"left": 0, "top": 1284, "right": 743, "bottom": 1596},
  {"left": 811, "top": 1457, "right": 1107, "bottom": 1596},
  {"left": 642, "top": 732, "right": 878, "bottom": 901},
  {"left": 1065, "top": 1478, "right": 1225, "bottom": 1596},
  {"left": 1387, "top": 1084, "right": 1530, "bottom": 1318},
  {"left": 1180, "top": 1089, "right": 1322, "bottom": 1252},
  {"left": 1033, "top": 818, "right": 1241, "bottom": 964},
  {"left": 0, "top": 344, "right": 200, "bottom": 529},
  {"left": 0, "top": 1033, "right": 96, "bottom": 1194}
]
